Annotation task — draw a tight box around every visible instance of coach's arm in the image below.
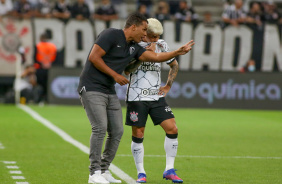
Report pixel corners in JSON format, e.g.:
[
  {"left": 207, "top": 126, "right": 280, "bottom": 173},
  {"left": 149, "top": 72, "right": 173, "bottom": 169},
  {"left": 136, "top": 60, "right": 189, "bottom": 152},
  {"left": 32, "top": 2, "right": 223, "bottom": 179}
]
[
  {"left": 89, "top": 44, "right": 129, "bottom": 85},
  {"left": 124, "top": 40, "right": 194, "bottom": 75},
  {"left": 138, "top": 40, "right": 194, "bottom": 62}
]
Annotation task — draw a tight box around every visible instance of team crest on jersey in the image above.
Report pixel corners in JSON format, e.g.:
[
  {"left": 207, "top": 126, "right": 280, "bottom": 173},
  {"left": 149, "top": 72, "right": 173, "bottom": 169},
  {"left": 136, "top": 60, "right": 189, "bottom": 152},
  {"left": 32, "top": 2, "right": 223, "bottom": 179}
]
[
  {"left": 129, "top": 46, "right": 135, "bottom": 55},
  {"left": 130, "top": 111, "right": 138, "bottom": 122}
]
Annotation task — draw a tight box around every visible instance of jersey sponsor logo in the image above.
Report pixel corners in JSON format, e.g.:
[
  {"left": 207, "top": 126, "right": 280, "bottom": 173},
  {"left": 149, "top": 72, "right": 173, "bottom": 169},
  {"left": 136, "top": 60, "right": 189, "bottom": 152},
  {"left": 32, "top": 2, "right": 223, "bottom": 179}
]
[
  {"left": 141, "top": 89, "right": 159, "bottom": 96},
  {"left": 130, "top": 111, "right": 139, "bottom": 122},
  {"left": 129, "top": 46, "right": 135, "bottom": 55},
  {"left": 140, "top": 62, "right": 161, "bottom": 72}
]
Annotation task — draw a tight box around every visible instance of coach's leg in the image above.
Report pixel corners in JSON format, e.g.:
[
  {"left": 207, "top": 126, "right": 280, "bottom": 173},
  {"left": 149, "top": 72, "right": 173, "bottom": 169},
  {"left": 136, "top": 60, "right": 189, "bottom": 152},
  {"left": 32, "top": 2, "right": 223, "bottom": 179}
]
[
  {"left": 131, "top": 126, "right": 146, "bottom": 175},
  {"left": 160, "top": 119, "right": 178, "bottom": 171},
  {"left": 80, "top": 91, "right": 108, "bottom": 175},
  {"left": 101, "top": 94, "right": 124, "bottom": 171}
]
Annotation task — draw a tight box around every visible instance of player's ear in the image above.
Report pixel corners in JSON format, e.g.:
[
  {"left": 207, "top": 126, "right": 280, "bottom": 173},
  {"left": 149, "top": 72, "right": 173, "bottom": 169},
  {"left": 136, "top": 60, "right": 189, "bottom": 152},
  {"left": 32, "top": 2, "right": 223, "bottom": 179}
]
[{"left": 132, "top": 24, "right": 136, "bottom": 31}]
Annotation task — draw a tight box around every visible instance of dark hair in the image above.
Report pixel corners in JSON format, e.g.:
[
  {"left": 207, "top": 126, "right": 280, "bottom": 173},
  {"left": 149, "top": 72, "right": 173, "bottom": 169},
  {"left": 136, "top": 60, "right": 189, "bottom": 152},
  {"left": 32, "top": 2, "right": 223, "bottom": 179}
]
[
  {"left": 40, "top": 32, "right": 48, "bottom": 41},
  {"left": 124, "top": 12, "right": 148, "bottom": 29},
  {"left": 138, "top": 4, "right": 146, "bottom": 11}
]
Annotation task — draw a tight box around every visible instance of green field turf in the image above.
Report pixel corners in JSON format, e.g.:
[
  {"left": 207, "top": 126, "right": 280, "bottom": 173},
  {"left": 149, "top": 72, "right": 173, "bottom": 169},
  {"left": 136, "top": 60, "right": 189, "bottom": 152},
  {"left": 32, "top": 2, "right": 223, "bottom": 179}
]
[{"left": 0, "top": 104, "right": 282, "bottom": 184}]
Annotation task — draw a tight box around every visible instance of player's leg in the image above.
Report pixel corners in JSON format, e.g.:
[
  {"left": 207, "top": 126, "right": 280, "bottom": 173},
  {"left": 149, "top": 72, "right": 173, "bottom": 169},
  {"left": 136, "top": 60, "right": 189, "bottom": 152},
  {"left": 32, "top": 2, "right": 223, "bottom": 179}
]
[
  {"left": 150, "top": 98, "right": 183, "bottom": 183},
  {"left": 160, "top": 118, "right": 178, "bottom": 171},
  {"left": 160, "top": 120, "right": 183, "bottom": 183},
  {"left": 125, "top": 101, "right": 149, "bottom": 183},
  {"left": 132, "top": 126, "right": 146, "bottom": 182},
  {"left": 80, "top": 91, "right": 109, "bottom": 184},
  {"left": 100, "top": 94, "right": 123, "bottom": 183}
]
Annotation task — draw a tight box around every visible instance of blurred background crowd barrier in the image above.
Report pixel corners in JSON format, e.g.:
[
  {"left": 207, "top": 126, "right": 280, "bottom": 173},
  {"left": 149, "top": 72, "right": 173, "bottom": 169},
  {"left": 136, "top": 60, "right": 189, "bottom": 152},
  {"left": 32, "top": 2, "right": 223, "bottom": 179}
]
[
  {"left": 1, "top": 18, "right": 282, "bottom": 74},
  {"left": 47, "top": 67, "right": 282, "bottom": 110}
]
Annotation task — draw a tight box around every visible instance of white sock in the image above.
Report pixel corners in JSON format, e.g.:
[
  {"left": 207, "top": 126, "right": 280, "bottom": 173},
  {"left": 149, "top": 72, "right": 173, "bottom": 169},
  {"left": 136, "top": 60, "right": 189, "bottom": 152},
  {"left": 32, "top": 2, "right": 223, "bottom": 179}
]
[
  {"left": 131, "top": 141, "right": 145, "bottom": 174},
  {"left": 164, "top": 136, "right": 178, "bottom": 171}
]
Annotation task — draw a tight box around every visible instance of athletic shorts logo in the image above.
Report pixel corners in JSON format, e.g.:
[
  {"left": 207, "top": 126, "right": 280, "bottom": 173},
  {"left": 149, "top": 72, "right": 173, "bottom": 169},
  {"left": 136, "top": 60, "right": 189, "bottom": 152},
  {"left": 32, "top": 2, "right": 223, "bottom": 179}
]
[
  {"left": 130, "top": 111, "right": 138, "bottom": 122},
  {"left": 129, "top": 47, "right": 135, "bottom": 55},
  {"left": 165, "top": 106, "right": 173, "bottom": 114}
]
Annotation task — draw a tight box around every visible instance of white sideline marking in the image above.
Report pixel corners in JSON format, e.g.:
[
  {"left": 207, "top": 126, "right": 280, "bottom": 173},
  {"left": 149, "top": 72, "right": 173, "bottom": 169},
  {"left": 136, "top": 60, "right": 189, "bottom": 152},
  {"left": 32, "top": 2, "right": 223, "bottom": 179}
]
[
  {"left": 10, "top": 171, "right": 22, "bottom": 174},
  {"left": 3, "top": 161, "right": 16, "bottom": 164},
  {"left": 12, "top": 176, "right": 25, "bottom": 179},
  {"left": 18, "top": 104, "right": 136, "bottom": 184},
  {"left": 16, "top": 182, "right": 29, "bottom": 184},
  {"left": 6, "top": 166, "right": 19, "bottom": 169},
  {"left": 0, "top": 142, "right": 5, "bottom": 149},
  {"left": 117, "top": 154, "right": 282, "bottom": 160}
]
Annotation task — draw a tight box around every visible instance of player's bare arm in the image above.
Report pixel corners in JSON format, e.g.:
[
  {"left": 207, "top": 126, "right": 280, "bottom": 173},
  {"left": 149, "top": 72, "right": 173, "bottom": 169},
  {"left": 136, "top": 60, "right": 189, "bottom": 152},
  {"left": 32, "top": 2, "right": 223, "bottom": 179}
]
[
  {"left": 158, "top": 60, "right": 179, "bottom": 96},
  {"left": 138, "top": 40, "right": 195, "bottom": 62},
  {"left": 89, "top": 44, "right": 129, "bottom": 85},
  {"left": 166, "top": 60, "right": 179, "bottom": 88}
]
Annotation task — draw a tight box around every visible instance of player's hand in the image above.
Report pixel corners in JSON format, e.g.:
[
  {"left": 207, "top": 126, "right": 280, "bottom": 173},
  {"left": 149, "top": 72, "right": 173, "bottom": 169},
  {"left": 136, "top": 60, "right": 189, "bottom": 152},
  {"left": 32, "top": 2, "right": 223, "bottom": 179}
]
[
  {"left": 176, "top": 40, "right": 195, "bottom": 55},
  {"left": 114, "top": 74, "right": 129, "bottom": 86},
  {"left": 146, "top": 42, "right": 156, "bottom": 52},
  {"left": 124, "top": 71, "right": 130, "bottom": 76},
  {"left": 158, "top": 85, "right": 171, "bottom": 97}
]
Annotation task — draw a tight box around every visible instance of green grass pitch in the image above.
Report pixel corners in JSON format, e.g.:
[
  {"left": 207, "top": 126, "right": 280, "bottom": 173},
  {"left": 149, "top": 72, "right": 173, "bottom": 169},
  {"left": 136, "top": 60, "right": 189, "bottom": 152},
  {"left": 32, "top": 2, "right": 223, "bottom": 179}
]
[{"left": 0, "top": 104, "right": 282, "bottom": 184}]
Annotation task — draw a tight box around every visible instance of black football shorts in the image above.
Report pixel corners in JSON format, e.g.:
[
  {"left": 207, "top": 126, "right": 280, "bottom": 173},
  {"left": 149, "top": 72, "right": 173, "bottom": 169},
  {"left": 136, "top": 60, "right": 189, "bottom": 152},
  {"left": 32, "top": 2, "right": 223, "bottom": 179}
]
[{"left": 125, "top": 97, "right": 175, "bottom": 127}]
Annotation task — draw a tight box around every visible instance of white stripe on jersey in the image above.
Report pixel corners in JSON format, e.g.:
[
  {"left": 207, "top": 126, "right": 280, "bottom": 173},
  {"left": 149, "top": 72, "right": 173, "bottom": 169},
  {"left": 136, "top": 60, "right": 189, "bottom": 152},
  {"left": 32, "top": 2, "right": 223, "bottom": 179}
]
[{"left": 126, "top": 39, "right": 174, "bottom": 101}]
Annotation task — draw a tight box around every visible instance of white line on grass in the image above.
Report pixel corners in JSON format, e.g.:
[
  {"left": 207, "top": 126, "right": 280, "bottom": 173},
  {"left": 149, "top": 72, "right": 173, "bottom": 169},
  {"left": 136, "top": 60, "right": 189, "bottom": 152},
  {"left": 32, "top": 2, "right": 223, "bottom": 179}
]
[
  {"left": 6, "top": 166, "right": 19, "bottom": 169},
  {"left": 1, "top": 161, "right": 28, "bottom": 183},
  {"left": 12, "top": 176, "right": 25, "bottom": 179},
  {"left": 10, "top": 171, "right": 22, "bottom": 174},
  {"left": 17, "top": 104, "right": 136, "bottom": 184},
  {"left": 117, "top": 154, "right": 282, "bottom": 160},
  {"left": 3, "top": 161, "right": 16, "bottom": 164},
  {"left": 0, "top": 142, "right": 5, "bottom": 149}
]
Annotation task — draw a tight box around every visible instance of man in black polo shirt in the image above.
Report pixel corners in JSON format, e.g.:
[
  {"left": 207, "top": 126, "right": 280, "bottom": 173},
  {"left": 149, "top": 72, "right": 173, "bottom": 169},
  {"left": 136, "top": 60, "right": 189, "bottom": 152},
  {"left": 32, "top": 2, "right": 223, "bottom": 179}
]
[{"left": 78, "top": 13, "right": 194, "bottom": 184}]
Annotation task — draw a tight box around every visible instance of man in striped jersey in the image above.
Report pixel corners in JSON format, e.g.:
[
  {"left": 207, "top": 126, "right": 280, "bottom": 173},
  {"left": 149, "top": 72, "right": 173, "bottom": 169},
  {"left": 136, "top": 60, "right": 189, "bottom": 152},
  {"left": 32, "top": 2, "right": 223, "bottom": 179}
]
[
  {"left": 222, "top": 0, "right": 246, "bottom": 26},
  {"left": 124, "top": 18, "right": 188, "bottom": 183}
]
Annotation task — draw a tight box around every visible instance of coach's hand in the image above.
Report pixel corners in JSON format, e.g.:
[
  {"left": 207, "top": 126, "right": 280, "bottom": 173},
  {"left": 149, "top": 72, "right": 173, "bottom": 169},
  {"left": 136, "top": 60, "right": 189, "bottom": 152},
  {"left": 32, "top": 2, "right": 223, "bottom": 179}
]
[
  {"left": 176, "top": 40, "right": 195, "bottom": 55},
  {"left": 114, "top": 74, "right": 129, "bottom": 86}
]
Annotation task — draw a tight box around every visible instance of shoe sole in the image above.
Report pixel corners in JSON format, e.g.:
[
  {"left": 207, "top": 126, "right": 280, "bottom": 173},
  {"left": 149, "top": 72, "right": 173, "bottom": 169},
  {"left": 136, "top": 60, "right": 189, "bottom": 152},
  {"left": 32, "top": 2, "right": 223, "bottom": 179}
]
[
  {"left": 163, "top": 177, "right": 183, "bottom": 183},
  {"left": 136, "top": 180, "right": 146, "bottom": 183}
]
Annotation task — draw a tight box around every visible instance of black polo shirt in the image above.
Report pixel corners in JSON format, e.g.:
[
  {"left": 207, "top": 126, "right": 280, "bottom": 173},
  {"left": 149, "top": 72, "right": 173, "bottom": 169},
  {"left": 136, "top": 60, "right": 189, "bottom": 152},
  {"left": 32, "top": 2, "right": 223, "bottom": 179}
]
[{"left": 78, "top": 28, "right": 146, "bottom": 94}]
